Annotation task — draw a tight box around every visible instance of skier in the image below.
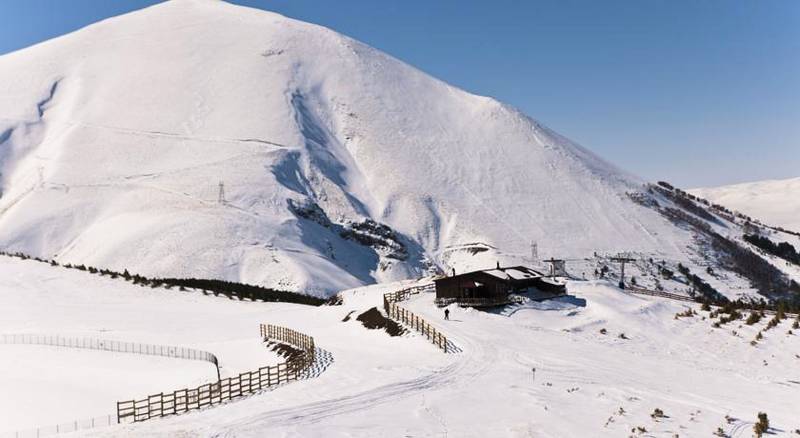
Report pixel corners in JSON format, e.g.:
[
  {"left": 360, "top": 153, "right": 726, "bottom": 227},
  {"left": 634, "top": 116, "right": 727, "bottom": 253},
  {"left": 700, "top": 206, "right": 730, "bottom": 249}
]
[{"left": 444, "top": 308, "right": 450, "bottom": 320}]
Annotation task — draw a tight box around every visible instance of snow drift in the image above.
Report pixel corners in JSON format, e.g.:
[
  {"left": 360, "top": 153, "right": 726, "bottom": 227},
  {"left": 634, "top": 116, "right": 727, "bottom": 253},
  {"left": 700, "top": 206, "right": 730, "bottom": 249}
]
[{"left": 0, "top": 0, "right": 726, "bottom": 295}]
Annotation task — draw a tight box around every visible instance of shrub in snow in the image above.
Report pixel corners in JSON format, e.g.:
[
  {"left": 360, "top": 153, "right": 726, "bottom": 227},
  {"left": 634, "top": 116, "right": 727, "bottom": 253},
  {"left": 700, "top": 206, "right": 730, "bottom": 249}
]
[
  {"left": 651, "top": 408, "right": 665, "bottom": 419},
  {"left": 746, "top": 311, "right": 762, "bottom": 325},
  {"left": 753, "top": 412, "right": 769, "bottom": 437},
  {"left": 765, "top": 316, "right": 781, "bottom": 331}
]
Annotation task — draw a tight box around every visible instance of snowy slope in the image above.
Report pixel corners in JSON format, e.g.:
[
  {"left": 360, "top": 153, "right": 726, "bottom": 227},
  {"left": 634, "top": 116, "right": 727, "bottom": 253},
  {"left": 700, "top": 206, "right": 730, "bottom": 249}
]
[
  {"left": 0, "top": 0, "right": 758, "bottom": 295},
  {"left": 691, "top": 177, "right": 800, "bottom": 233},
  {"left": 3, "top": 256, "right": 799, "bottom": 437}
]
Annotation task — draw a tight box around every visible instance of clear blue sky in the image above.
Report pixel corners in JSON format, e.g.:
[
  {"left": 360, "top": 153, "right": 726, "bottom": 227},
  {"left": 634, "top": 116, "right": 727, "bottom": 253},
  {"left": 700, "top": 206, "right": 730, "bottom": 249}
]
[{"left": 1, "top": 0, "right": 798, "bottom": 188}]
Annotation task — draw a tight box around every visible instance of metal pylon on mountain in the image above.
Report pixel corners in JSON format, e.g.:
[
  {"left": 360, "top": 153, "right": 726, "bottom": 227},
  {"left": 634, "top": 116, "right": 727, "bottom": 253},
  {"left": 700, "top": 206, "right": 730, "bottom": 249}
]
[
  {"left": 218, "top": 181, "right": 226, "bottom": 204},
  {"left": 610, "top": 255, "right": 636, "bottom": 289}
]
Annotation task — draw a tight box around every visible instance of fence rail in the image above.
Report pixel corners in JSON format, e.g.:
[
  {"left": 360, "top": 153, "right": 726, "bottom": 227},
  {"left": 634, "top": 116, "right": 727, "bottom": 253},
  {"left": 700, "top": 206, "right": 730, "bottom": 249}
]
[
  {"left": 0, "top": 334, "right": 220, "bottom": 379},
  {"left": 116, "top": 324, "right": 315, "bottom": 424},
  {"left": 626, "top": 286, "right": 798, "bottom": 317},
  {"left": 0, "top": 414, "right": 117, "bottom": 438},
  {"left": 0, "top": 335, "right": 223, "bottom": 437},
  {"left": 625, "top": 286, "right": 698, "bottom": 303},
  {"left": 383, "top": 284, "right": 449, "bottom": 353}
]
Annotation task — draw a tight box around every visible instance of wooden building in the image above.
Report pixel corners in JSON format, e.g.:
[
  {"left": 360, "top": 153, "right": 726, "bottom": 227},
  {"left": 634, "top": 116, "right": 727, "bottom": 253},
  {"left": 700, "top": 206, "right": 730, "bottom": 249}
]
[{"left": 434, "top": 265, "right": 556, "bottom": 307}]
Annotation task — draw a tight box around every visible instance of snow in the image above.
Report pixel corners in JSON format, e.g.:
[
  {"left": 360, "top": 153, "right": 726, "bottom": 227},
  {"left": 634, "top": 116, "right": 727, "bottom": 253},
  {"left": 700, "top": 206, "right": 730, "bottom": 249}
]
[
  {"left": 0, "top": 345, "right": 214, "bottom": 431},
  {"left": 1, "top": 1, "right": 797, "bottom": 434},
  {"left": 481, "top": 266, "right": 541, "bottom": 281},
  {"left": 0, "top": 0, "right": 713, "bottom": 296},
  {"left": 691, "top": 177, "right": 800, "bottom": 234},
  {"left": 2, "top": 256, "right": 799, "bottom": 437},
  {"left": 0, "top": 256, "right": 287, "bottom": 432}
]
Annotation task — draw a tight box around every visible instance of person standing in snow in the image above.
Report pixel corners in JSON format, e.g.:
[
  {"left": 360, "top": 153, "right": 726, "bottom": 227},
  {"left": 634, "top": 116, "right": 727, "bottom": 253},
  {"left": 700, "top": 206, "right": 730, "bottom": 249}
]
[{"left": 444, "top": 308, "right": 450, "bottom": 320}]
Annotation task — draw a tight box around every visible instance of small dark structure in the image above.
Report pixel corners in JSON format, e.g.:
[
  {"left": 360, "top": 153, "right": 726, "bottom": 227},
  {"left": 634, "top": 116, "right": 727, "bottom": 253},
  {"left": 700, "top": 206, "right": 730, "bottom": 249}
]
[{"left": 434, "top": 265, "right": 563, "bottom": 307}]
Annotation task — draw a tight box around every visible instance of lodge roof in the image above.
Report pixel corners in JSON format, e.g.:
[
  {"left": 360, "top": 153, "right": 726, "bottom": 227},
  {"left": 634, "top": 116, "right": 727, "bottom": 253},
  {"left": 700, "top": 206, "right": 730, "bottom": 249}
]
[{"left": 435, "top": 266, "right": 545, "bottom": 284}]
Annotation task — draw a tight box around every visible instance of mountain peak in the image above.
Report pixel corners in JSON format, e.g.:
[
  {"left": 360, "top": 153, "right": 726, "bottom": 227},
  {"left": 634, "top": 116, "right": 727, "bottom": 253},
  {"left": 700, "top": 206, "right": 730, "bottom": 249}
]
[{"left": 0, "top": 1, "right": 695, "bottom": 295}]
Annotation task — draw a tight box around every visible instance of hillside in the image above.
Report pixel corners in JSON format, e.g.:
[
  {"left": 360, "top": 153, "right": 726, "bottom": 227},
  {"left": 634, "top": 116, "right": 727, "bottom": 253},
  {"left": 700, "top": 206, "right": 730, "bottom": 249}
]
[
  {"left": 1, "top": 255, "right": 798, "bottom": 437},
  {"left": 691, "top": 177, "right": 800, "bottom": 234},
  {"left": 0, "top": 0, "right": 794, "bottom": 299}
]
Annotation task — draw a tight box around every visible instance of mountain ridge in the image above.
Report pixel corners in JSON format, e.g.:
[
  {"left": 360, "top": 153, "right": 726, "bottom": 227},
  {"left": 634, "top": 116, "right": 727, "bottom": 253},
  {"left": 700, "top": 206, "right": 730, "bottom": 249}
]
[{"left": 691, "top": 176, "right": 800, "bottom": 234}]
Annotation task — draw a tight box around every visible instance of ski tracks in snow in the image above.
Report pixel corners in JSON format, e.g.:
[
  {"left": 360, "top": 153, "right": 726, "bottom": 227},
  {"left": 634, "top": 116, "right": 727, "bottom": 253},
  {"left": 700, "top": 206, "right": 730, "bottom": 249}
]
[
  {"left": 216, "top": 296, "right": 494, "bottom": 434},
  {"left": 228, "top": 360, "right": 462, "bottom": 432}
]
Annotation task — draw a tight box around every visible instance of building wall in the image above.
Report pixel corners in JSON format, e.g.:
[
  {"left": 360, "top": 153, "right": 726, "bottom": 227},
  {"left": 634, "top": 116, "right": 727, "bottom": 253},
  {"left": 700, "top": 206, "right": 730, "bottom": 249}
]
[{"left": 434, "top": 272, "right": 510, "bottom": 299}]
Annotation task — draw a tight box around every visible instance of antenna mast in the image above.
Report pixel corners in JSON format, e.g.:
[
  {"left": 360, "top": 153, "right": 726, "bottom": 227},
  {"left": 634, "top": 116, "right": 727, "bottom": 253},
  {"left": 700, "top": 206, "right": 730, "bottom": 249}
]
[{"left": 218, "top": 181, "right": 226, "bottom": 204}]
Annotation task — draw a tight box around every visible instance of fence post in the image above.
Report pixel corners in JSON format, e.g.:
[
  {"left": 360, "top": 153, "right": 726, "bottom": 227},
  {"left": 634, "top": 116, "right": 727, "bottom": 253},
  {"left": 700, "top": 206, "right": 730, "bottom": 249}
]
[{"left": 108, "top": 324, "right": 316, "bottom": 424}]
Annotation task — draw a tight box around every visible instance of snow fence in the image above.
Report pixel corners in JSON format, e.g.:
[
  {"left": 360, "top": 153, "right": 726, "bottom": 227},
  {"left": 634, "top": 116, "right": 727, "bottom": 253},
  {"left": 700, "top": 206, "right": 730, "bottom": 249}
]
[
  {"left": 383, "top": 284, "right": 449, "bottom": 352},
  {"left": 116, "top": 324, "right": 315, "bottom": 423},
  {"left": 0, "top": 333, "right": 220, "bottom": 377}
]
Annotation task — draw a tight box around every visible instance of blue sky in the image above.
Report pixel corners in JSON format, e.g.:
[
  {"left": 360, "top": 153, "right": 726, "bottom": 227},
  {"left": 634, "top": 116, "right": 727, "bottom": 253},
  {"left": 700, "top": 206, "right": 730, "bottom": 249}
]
[{"left": 1, "top": 0, "right": 797, "bottom": 188}]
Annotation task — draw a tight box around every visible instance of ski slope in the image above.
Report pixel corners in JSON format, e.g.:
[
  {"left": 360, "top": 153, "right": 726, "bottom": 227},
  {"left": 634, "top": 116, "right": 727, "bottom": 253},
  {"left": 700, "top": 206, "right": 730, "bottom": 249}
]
[
  {"left": 0, "top": 0, "right": 707, "bottom": 296},
  {"left": 691, "top": 176, "right": 800, "bottom": 234},
  {"left": 2, "top": 256, "right": 798, "bottom": 437}
]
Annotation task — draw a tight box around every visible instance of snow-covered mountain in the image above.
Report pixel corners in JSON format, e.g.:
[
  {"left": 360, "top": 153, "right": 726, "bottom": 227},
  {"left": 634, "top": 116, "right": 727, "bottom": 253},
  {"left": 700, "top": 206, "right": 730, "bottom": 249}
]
[
  {"left": 691, "top": 177, "right": 800, "bottom": 234},
  {"left": 0, "top": 0, "right": 789, "bottom": 297}
]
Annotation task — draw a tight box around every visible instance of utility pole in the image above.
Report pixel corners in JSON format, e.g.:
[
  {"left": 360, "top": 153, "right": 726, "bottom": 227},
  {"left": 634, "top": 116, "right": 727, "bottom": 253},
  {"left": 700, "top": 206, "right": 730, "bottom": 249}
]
[
  {"left": 530, "top": 241, "right": 538, "bottom": 265},
  {"left": 542, "top": 258, "right": 564, "bottom": 278},
  {"left": 218, "top": 181, "right": 226, "bottom": 204},
  {"left": 610, "top": 255, "right": 636, "bottom": 289}
]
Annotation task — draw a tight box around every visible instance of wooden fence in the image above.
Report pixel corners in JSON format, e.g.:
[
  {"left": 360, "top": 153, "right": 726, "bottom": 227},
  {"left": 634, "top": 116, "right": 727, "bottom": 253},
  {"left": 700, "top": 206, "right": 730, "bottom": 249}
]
[
  {"left": 383, "top": 284, "right": 449, "bottom": 353},
  {"left": 626, "top": 286, "right": 798, "bottom": 317},
  {"left": 626, "top": 286, "right": 698, "bottom": 303},
  {"left": 116, "top": 324, "right": 315, "bottom": 423}
]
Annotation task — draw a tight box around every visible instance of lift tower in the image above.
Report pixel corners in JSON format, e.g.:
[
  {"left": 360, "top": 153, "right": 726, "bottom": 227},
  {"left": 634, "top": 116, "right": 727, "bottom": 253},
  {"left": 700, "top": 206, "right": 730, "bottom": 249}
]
[{"left": 610, "top": 256, "right": 636, "bottom": 289}]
